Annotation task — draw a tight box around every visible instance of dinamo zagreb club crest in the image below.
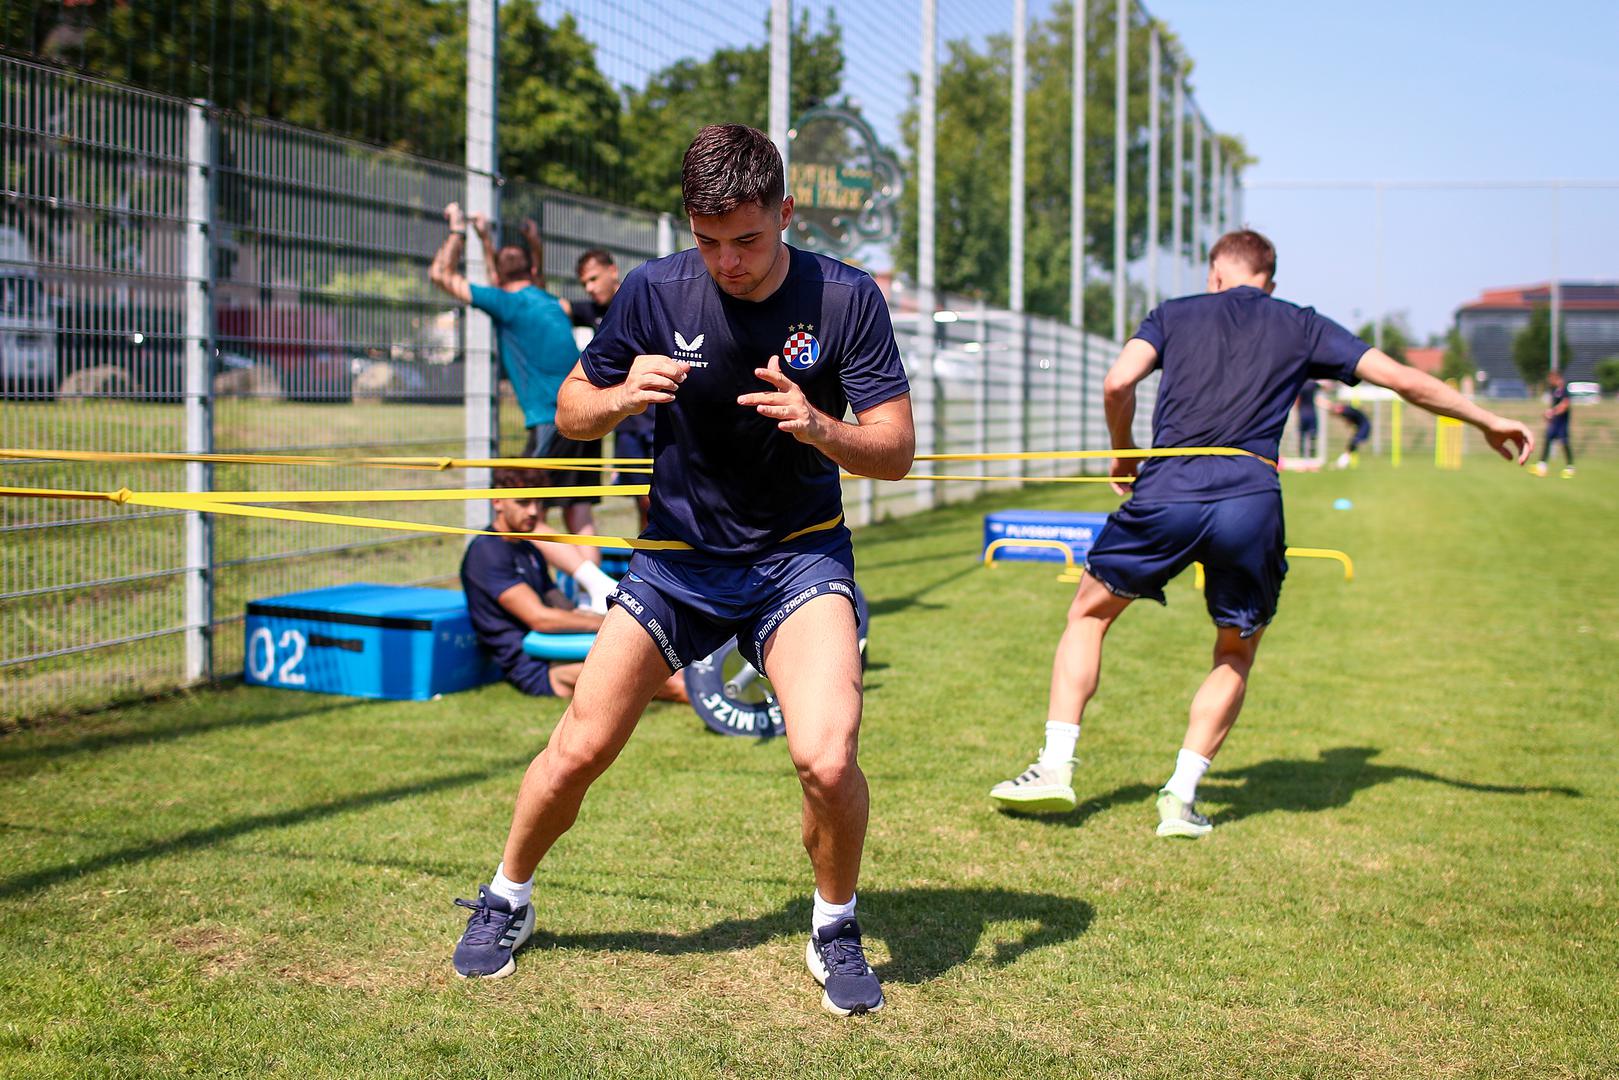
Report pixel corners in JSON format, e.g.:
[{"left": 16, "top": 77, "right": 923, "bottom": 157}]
[{"left": 782, "top": 325, "right": 821, "bottom": 371}]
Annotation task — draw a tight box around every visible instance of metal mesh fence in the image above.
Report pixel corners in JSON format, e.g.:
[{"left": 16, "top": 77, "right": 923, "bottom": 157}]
[{"left": 6, "top": 2, "right": 1187, "bottom": 724}]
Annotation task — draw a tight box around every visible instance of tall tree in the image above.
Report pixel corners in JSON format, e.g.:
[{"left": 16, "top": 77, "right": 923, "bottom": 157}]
[
  {"left": 1512, "top": 305, "right": 1571, "bottom": 387},
  {"left": 619, "top": 11, "right": 847, "bottom": 215},
  {"left": 1355, "top": 317, "right": 1412, "bottom": 364},
  {"left": 1440, "top": 327, "right": 1472, "bottom": 384},
  {"left": 896, "top": 0, "right": 1250, "bottom": 331}
]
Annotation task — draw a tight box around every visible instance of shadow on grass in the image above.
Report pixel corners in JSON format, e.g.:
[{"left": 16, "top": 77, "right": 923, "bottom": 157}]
[
  {"left": 1017, "top": 746, "right": 1580, "bottom": 830},
  {"left": 866, "top": 561, "right": 982, "bottom": 618},
  {"left": 0, "top": 757, "right": 529, "bottom": 899},
  {"left": 538, "top": 886, "right": 1093, "bottom": 984},
  {"left": 0, "top": 692, "right": 375, "bottom": 775},
  {"left": 1200, "top": 746, "right": 1581, "bottom": 824}
]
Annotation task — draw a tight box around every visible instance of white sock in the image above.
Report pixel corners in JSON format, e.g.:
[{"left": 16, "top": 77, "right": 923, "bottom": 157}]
[
  {"left": 1164, "top": 748, "right": 1212, "bottom": 805},
  {"left": 571, "top": 560, "right": 616, "bottom": 613},
  {"left": 489, "top": 864, "right": 533, "bottom": 911},
  {"left": 1038, "top": 721, "right": 1080, "bottom": 768},
  {"left": 811, "top": 890, "right": 857, "bottom": 933}
]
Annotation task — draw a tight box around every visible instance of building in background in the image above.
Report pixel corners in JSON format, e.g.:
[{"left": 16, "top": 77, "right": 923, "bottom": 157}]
[{"left": 1454, "top": 282, "right": 1619, "bottom": 388}]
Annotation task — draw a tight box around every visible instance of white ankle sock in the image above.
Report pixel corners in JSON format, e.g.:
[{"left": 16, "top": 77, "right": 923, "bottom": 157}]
[
  {"left": 1164, "top": 748, "right": 1212, "bottom": 805},
  {"left": 1038, "top": 722, "right": 1080, "bottom": 768},
  {"left": 812, "top": 890, "right": 857, "bottom": 933},
  {"left": 489, "top": 864, "right": 533, "bottom": 910}
]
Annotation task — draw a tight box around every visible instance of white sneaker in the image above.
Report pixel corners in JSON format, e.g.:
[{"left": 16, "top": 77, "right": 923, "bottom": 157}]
[
  {"left": 989, "top": 758, "right": 1077, "bottom": 813},
  {"left": 1333, "top": 452, "right": 1351, "bottom": 470},
  {"left": 1532, "top": 461, "right": 1548, "bottom": 478}
]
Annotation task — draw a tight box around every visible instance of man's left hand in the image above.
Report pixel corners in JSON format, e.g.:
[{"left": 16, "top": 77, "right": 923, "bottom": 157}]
[{"left": 738, "top": 356, "right": 828, "bottom": 445}]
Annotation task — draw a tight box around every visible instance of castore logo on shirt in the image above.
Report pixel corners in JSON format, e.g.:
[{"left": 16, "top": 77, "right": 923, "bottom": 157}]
[{"left": 673, "top": 330, "right": 708, "bottom": 367}]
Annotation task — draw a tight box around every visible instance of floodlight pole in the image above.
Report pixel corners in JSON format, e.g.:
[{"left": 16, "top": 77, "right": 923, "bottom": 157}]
[
  {"left": 1011, "top": 0, "right": 1026, "bottom": 314},
  {"left": 1069, "top": 0, "right": 1086, "bottom": 329},
  {"left": 917, "top": 0, "right": 937, "bottom": 509},
  {"left": 1550, "top": 181, "right": 1562, "bottom": 374},
  {"left": 464, "top": 0, "right": 498, "bottom": 527},
  {"left": 1190, "top": 113, "right": 1202, "bottom": 272},
  {"left": 1210, "top": 133, "right": 1222, "bottom": 236},
  {"left": 1146, "top": 27, "right": 1160, "bottom": 310},
  {"left": 1374, "top": 181, "right": 1385, "bottom": 351},
  {"left": 1170, "top": 70, "right": 1184, "bottom": 298},
  {"left": 769, "top": 0, "right": 791, "bottom": 167},
  {"left": 1112, "top": 0, "right": 1128, "bottom": 342}
]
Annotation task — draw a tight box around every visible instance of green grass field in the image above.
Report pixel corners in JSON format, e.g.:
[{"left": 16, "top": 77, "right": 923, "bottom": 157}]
[{"left": 1, "top": 459, "right": 1615, "bottom": 1078}]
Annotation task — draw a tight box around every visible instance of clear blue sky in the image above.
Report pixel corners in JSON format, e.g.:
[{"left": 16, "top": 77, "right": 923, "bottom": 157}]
[{"left": 1145, "top": 0, "right": 1619, "bottom": 337}]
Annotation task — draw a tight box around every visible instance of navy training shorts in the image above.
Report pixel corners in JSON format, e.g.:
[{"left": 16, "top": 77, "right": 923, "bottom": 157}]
[
  {"left": 522, "top": 423, "right": 605, "bottom": 509},
  {"left": 1084, "top": 491, "right": 1287, "bottom": 638},
  {"left": 607, "top": 540, "right": 859, "bottom": 673},
  {"left": 612, "top": 425, "right": 653, "bottom": 486}
]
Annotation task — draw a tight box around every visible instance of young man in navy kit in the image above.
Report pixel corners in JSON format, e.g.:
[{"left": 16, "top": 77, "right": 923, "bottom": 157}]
[
  {"left": 451, "top": 125, "right": 914, "bottom": 1017},
  {"left": 990, "top": 230, "right": 1533, "bottom": 836}
]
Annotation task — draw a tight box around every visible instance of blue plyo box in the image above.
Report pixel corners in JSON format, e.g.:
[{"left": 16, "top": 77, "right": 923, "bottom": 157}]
[
  {"left": 983, "top": 510, "right": 1111, "bottom": 564},
  {"left": 244, "top": 583, "right": 501, "bottom": 700}
]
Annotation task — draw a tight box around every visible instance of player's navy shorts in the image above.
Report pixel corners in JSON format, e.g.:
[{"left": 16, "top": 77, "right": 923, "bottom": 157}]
[
  {"left": 607, "top": 537, "right": 859, "bottom": 673},
  {"left": 1084, "top": 491, "right": 1287, "bottom": 637},
  {"left": 503, "top": 654, "right": 555, "bottom": 697},
  {"left": 522, "top": 423, "right": 604, "bottom": 509}
]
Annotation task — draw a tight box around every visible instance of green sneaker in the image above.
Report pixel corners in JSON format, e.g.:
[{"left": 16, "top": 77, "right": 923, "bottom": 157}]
[
  {"left": 1155, "top": 789, "right": 1212, "bottom": 838},
  {"left": 990, "top": 758, "right": 1077, "bottom": 813}
]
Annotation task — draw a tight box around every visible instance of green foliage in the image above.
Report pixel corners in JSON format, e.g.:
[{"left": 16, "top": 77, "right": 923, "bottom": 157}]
[
  {"left": 897, "top": 0, "right": 1251, "bottom": 330},
  {"left": 1512, "top": 304, "right": 1571, "bottom": 387},
  {"left": 1440, "top": 327, "right": 1473, "bottom": 384},
  {"left": 1595, "top": 356, "right": 1619, "bottom": 396},
  {"left": 1355, "top": 317, "right": 1412, "bottom": 364},
  {"left": 497, "top": 2, "right": 624, "bottom": 201},
  {"left": 619, "top": 11, "right": 847, "bottom": 215}
]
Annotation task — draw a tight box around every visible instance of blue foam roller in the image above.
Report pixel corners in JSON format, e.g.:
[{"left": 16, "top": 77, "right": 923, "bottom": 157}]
[{"left": 522, "top": 631, "right": 597, "bottom": 661}]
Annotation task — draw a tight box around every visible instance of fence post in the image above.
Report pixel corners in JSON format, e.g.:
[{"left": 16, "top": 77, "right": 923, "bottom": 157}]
[
  {"left": 657, "top": 212, "right": 676, "bottom": 257},
  {"left": 464, "top": 0, "right": 498, "bottom": 518},
  {"left": 1112, "top": 0, "right": 1128, "bottom": 343},
  {"left": 183, "top": 100, "right": 214, "bottom": 684},
  {"left": 914, "top": 0, "right": 938, "bottom": 511},
  {"left": 769, "top": 0, "right": 791, "bottom": 166}
]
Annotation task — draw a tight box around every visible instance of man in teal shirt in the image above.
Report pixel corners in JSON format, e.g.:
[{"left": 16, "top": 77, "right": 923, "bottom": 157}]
[{"left": 431, "top": 203, "right": 601, "bottom": 550}]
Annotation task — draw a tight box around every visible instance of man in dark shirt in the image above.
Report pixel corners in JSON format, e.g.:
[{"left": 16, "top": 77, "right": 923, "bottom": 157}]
[
  {"left": 1330, "top": 400, "right": 1373, "bottom": 468},
  {"left": 572, "top": 248, "right": 652, "bottom": 529},
  {"left": 990, "top": 230, "right": 1532, "bottom": 838},
  {"left": 460, "top": 468, "right": 687, "bottom": 698},
  {"left": 1295, "top": 379, "right": 1319, "bottom": 458},
  {"left": 450, "top": 125, "right": 914, "bottom": 1017},
  {"left": 1533, "top": 370, "right": 1575, "bottom": 478},
  {"left": 431, "top": 205, "right": 604, "bottom": 559}
]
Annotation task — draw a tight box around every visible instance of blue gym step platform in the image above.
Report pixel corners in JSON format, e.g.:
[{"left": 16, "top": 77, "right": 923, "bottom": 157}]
[{"left": 244, "top": 583, "right": 501, "bottom": 700}]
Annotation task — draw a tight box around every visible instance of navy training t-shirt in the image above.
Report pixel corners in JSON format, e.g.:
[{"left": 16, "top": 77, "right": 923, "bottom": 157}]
[
  {"left": 1547, "top": 384, "right": 1570, "bottom": 434},
  {"left": 469, "top": 284, "right": 579, "bottom": 428},
  {"left": 580, "top": 246, "right": 910, "bottom": 561},
  {"left": 460, "top": 532, "right": 558, "bottom": 674},
  {"left": 1129, "top": 286, "right": 1369, "bottom": 502}
]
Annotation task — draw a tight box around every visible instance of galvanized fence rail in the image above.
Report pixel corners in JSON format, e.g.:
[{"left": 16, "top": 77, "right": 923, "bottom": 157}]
[{"left": 2, "top": 54, "right": 1125, "bottom": 724}]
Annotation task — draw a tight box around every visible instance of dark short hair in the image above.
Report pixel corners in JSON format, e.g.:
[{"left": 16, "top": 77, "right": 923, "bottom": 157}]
[
  {"left": 496, "top": 245, "right": 531, "bottom": 282},
  {"left": 681, "top": 124, "right": 784, "bottom": 217},
  {"left": 491, "top": 467, "right": 531, "bottom": 490},
  {"left": 576, "top": 249, "right": 615, "bottom": 276},
  {"left": 1208, "top": 229, "right": 1277, "bottom": 282}
]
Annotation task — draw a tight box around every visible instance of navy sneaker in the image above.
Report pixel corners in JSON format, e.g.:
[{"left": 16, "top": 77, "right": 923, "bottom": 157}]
[
  {"left": 452, "top": 885, "right": 535, "bottom": 979},
  {"left": 804, "top": 916, "right": 885, "bottom": 1016}
]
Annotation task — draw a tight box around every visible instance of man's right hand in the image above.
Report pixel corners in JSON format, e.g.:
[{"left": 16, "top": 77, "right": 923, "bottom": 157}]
[
  {"left": 470, "top": 212, "right": 493, "bottom": 237},
  {"left": 615, "top": 354, "right": 689, "bottom": 415},
  {"left": 443, "top": 202, "right": 466, "bottom": 231},
  {"left": 1482, "top": 415, "right": 1534, "bottom": 465},
  {"left": 1109, "top": 454, "right": 1139, "bottom": 496}
]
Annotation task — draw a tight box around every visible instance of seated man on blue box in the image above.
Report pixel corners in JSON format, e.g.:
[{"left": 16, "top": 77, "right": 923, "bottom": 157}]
[{"left": 461, "top": 468, "right": 687, "bottom": 702}]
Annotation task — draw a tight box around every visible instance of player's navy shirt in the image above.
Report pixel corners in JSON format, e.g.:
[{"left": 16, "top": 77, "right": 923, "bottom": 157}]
[
  {"left": 469, "top": 284, "right": 578, "bottom": 428},
  {"left": 580, "top": 246, "right": 910, "bottom": 561},
  {"left": 1547, "top": 384, "right": 1570, "bottom": 435},
  {"left": 1130, "top": 286, "right": 1369, "bottom": 502},
  {"left": 460, "top": 532, "right": 558, "bottom": 674}
]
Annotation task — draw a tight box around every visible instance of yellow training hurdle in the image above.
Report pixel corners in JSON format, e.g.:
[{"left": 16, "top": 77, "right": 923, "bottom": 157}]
[{"left": 1435, "top": 416, "right": 1464, "bottom": 469}]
